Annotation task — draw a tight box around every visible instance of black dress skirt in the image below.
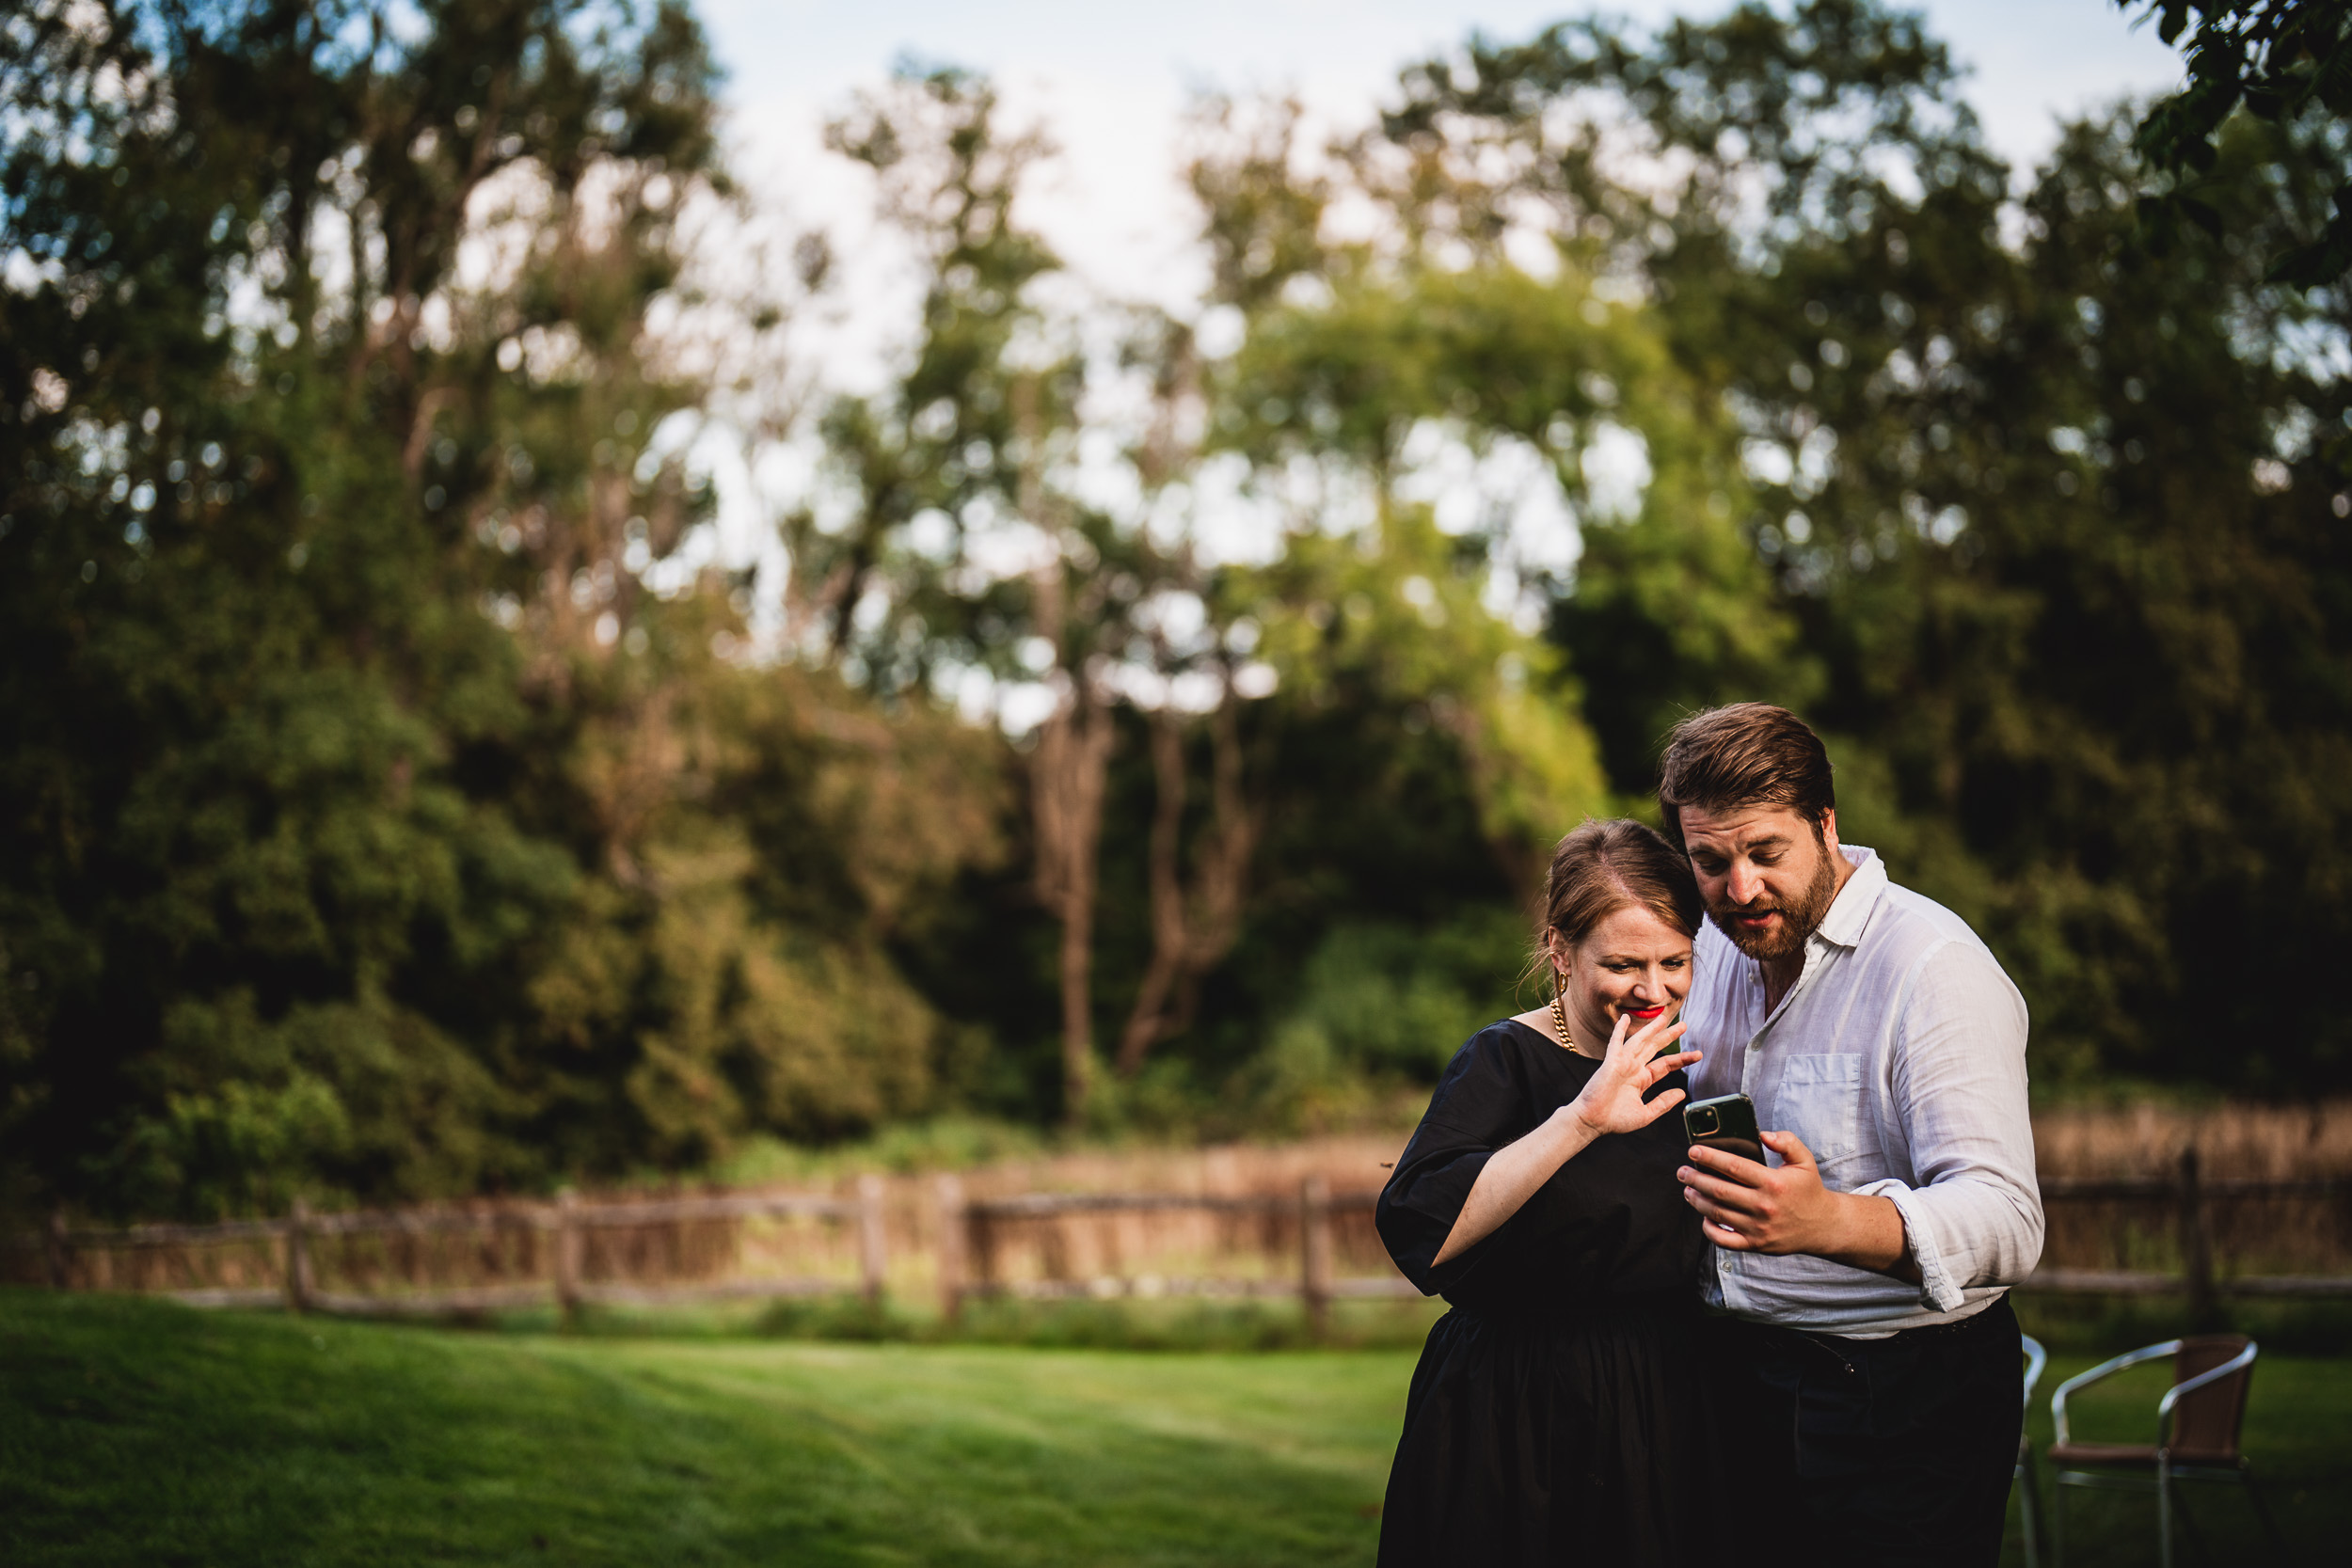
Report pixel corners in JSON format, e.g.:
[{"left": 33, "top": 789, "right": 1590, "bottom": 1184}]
[{"left": 1375, "top": 1019, "right": 1723, "bottom": 1568}]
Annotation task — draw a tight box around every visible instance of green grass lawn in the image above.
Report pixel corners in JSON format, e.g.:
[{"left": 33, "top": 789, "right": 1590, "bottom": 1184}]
[
  {"left": 0, "top": 1290, "right": 1406, "bottom": 1566},
  {"left": 4, "top": 1289, "right": 2345, "bottom": 1566}
]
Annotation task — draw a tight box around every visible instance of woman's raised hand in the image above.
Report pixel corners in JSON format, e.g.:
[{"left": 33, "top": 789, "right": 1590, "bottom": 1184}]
[{"left": 1565, "top": 1008, "right": 1699, "bottom": 1137}]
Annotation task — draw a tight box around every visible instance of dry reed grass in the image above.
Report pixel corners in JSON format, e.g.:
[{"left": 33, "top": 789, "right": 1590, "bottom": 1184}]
[
  {"left": 2033, "top": 1101, "right": 2352, "bottom": 1179},
  {"left": 20, "top": 1233, "right": 282, "bottom": 1296},
  {"left": 950, "top": 1136, "right": 1404, "bottom": 1291},
  {"left": 20, "top": 1104, "right": 2352, "bottom": 1300},
  {"left": 2033, "top": 1101, "right": 2352, "bottom": 1280}
]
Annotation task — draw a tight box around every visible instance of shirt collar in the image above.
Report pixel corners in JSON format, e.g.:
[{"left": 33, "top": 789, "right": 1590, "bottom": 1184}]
[{"left": 1814, "top": 844, "right": 1885, "bottom": 950}]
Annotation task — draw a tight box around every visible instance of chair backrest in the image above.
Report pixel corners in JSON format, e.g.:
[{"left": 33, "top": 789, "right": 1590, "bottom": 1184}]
[
  {"left": 2021, "top": 1334, "right": 2047, "bottom": 1407},
  {"left": 2169, "top": 1334, "right": 2253, "bottom": 1461}
]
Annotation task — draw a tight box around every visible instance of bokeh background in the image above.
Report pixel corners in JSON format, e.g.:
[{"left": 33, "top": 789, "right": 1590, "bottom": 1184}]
[
  {"left": 12, "top": 8, "right": 2352, "bottom": 1566},
  {"left": 6, "top": 0, "right": 2349, "bottom": 1229}
]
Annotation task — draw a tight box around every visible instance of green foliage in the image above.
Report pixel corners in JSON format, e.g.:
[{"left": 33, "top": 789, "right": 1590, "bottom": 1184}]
[
  {"left": 1235, "top": 908, "right": 1533, "bottom": 1136},
  {"left": 2121, "top": 1, "right": 2352, "bottom": 285},
  {"left": 0, "top": 3, "right": 994, "bottom": 1218},
  {"left": 791, "top": 62, "right": 1076, "bottom": 689},
  {"left": 1242, "top": 505, "right": 1610, "bottom": 873}
]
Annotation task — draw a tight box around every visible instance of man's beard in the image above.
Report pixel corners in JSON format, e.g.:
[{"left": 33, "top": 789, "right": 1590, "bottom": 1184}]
[{"left": 1707, "top": 842, "right": 1840, "bottom": 963}]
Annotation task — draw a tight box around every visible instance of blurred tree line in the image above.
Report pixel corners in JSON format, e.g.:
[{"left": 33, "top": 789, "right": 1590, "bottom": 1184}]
[{"left": 4, "top": 0, "right": 2347, "bottom": 1219}]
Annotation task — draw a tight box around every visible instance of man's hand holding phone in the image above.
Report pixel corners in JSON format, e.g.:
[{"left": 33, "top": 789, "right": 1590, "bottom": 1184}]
[{"left": 1678, "top": 1126, "right": 1922, "bottom": 1282}]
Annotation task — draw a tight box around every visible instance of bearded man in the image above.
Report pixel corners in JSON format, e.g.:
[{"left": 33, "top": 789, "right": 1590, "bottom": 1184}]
[{"left": 1664, "top": 704, "right": 2042, "bottom": 1568}]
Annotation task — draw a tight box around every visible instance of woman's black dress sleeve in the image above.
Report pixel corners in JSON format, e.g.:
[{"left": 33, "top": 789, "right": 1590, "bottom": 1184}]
[{"left": 1372, "top": 1020, "right": 1723, "bottom": 1568}]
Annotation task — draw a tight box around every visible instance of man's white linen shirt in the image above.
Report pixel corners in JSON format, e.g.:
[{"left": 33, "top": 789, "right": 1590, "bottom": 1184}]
[{"left": 1685, "top": 845, "right": 2043, "bottom": 1336}]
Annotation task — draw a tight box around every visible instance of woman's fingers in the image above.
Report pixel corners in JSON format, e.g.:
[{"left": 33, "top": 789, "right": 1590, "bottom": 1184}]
[
  {"left": 1631, "top": 1022, "right": 1688, "bottom": 1066},
  {"left": 1612, "top": 1013, "right": 1682, "bottom": 1062},
  {"left": 1630, "top": 1004, "right": 1685, "bottom": 1049},
  {"left": 1631, "top": 1086, "right": 1687, "bottom": 1126},
  {"left": 1644, "top": 1049, "right": 1702, "bottom": 1085},
  {"left": 1584, "top": 1017, "right": 1699, "bottom": 1134}
]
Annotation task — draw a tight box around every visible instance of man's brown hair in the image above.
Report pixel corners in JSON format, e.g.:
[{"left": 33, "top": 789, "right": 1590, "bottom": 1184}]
[{"left": 1656, "top": 703, "right": 1836, "bottom": 847}]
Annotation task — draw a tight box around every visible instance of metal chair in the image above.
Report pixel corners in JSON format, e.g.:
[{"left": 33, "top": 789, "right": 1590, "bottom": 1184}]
[
  {"left": 2047, "top": 1334, "right": 2286, "bottom": 1568},
  {"left": 2016, "top": 1334, "right": 2048, "bottom": 1568}
]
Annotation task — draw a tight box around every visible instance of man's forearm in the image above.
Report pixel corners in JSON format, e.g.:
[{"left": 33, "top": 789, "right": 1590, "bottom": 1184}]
[{"left": 1811, "top": 1192, "right": 1923, "bottom": 1283}]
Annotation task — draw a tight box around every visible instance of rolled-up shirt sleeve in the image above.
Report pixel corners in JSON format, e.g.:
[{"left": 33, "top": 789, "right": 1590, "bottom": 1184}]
[{"left": 1854, "top": 940, "right": 2044, "bottom": 1312}]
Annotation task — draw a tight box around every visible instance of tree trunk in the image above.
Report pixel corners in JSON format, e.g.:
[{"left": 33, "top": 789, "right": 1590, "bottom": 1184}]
[
  {"left": 1014, "top": 374, "right": 1117, "bottom": 1122},
  {"left": 1115, "top": 689, "right": 1259, "bottom": 1077},
  {"left": 1033, "top": 671, "right": 1115, "bottom": 1120}
]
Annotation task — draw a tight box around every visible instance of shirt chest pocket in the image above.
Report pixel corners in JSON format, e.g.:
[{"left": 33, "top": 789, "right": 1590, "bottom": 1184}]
[{"left": 1777, "top": 1053, "right": 1866, "bottom": 1168}]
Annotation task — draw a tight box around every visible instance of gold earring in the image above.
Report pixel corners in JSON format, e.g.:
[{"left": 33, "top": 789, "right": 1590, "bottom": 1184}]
[{"left": 1549, "top": 964, "right": 1574, "bottom": 1050}]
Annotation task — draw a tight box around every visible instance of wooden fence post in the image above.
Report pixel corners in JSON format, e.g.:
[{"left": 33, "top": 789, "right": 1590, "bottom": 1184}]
[
  {"left": 45, "top": 1210, "right": 71, "bottom": 1291},
  {"left": 1300, "top": 1175, "right": 1332, "bottom": 1341},
  {"left": 555, "top": 1188, "right": 582, "bottom": 1325},
  {"left": 285, "top": 1198, "right": 314, "bottom": 1315},
  {"left": 2178, "top": 1146, "right": 2217, "bottom": 1322},
  {"left": 934, "top": 1175, "right": 966, "bottom": 1325},
  {"left": 857, "top": 1175, "right": 888, "bottom": 1308}
]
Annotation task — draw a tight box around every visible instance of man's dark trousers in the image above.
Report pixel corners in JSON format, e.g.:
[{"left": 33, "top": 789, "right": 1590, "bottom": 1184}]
[{"left": 1715, "top": 1294, "right": 2024, "bottom": 1568}]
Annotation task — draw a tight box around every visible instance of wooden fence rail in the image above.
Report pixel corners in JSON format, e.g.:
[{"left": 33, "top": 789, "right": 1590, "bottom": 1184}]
[
  {"left": 24, "top": 1179, "right": 895, "bottom": 1321},
  {"left": 17, "top": 1149, "right": 2352, "bottom": 1328},
  {"left": 930, "top": 1175, "right": 1413, "bottom": 1336}
]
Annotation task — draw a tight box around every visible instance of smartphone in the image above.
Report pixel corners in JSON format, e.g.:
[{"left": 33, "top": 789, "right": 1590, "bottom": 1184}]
[{"left": 1683, "top": 1093, "right": 1763, "bottom": 1164}]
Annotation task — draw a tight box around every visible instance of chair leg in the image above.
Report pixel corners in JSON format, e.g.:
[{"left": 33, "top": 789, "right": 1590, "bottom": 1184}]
[
  {"left": 2017, "top": 1454, "right": 2042, "bottom": 1568},
  {"left": 2157, "top": 1455, "right": 2174, "bottom": 1568},
  {"left": 2169, "top": 1484, "right": 2215, "bottom": 1568},
  {"left": 2242, "top": 1466, "right": 2289, "bottom": 1559}
]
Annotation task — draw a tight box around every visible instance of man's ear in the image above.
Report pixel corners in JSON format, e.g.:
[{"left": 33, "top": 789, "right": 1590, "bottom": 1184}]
[{"left": 1819, "top": 807, "right": 1841, "bottom": 855}]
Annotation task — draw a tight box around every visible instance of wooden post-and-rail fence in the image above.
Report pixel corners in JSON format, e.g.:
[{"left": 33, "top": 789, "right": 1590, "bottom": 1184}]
[
  {"left": 25, "top": 1179, "right": 895, "bottom": 1321},
  {"left": 930, "top": 1173, "right": 1415, "bottom": 1333},
  {"left": 2027, "top": 1148, "right": 2352, "bottom": 1304},
  {"left": 17, "top": 1176, "right": 1418, "bottom": 1332},
  {"left": 16, "top": 1150, "right": 2352, "bottom": 1323}
]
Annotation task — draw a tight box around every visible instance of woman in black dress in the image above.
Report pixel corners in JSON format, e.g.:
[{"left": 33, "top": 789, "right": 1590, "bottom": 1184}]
[{"left": 1375, "top": 817, "right": 1717, "bottom": 1568}]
